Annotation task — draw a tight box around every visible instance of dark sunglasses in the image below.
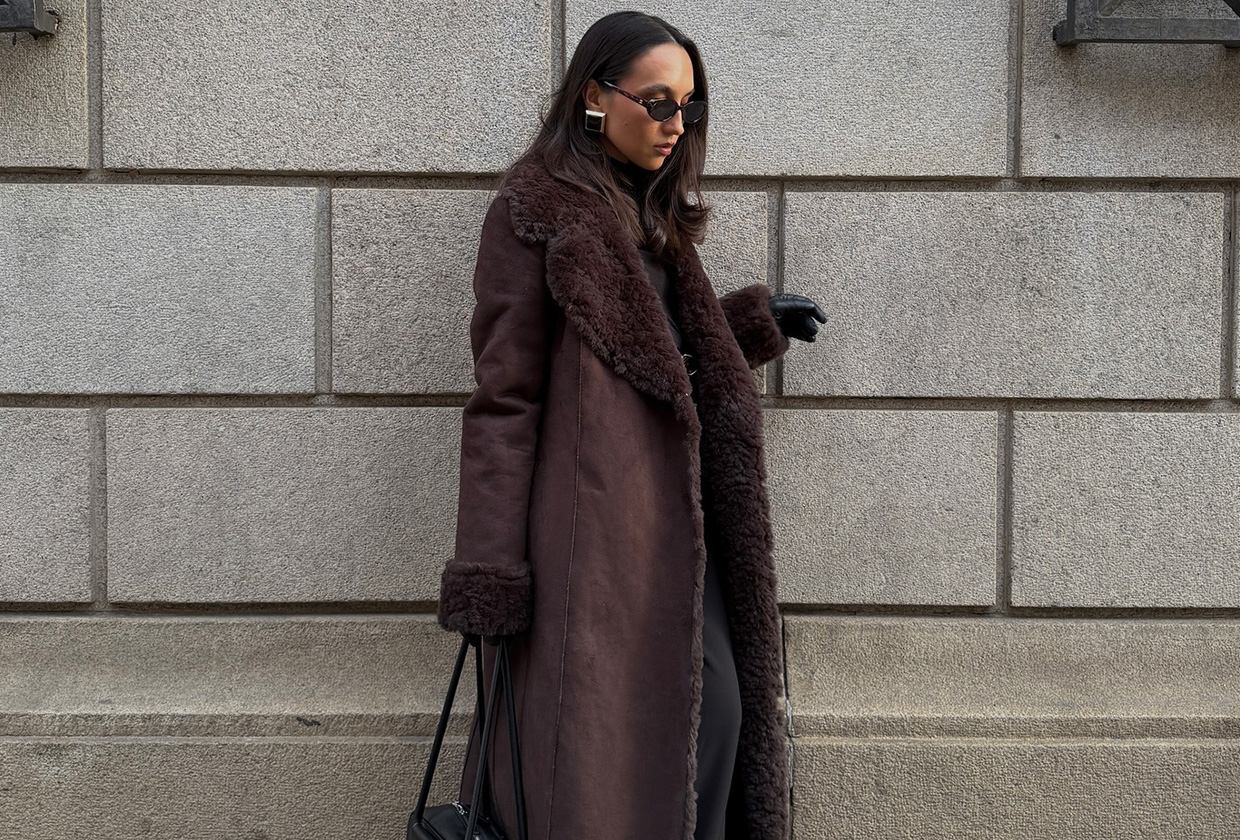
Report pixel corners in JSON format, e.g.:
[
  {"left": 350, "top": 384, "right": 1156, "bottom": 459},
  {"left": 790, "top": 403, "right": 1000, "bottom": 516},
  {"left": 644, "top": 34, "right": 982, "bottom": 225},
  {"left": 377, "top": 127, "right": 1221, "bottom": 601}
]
[{"left": 598, "top": 79, "right": 707, "bottom": 124}]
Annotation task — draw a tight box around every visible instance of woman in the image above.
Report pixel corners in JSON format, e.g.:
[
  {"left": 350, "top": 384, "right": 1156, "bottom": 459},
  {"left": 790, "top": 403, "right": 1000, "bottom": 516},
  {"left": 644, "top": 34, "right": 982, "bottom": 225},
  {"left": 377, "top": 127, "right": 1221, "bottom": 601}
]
[{"left": 436, "top": 11, "right": 825, "bottom": 840}]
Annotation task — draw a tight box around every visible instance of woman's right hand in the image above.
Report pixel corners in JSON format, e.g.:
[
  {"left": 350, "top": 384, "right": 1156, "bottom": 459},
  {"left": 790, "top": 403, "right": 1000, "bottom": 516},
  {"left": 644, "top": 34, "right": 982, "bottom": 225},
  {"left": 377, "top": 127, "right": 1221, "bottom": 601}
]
[{"left": 769, "top": 292, "right": 827, "bottom": 342}]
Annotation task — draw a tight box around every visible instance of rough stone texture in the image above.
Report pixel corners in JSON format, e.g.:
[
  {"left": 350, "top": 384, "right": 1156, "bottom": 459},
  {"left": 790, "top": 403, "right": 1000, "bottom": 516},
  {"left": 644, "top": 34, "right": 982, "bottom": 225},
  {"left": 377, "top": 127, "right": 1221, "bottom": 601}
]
[
  {"left": 792, "top": 738, "right": 1240, "bottom": 840},
  {"left": 0, "top": 738, "right": 466, "bottom": 840},
  {"left": 683, "top": 188, "right": 774, "bottom": 398},
  {"left": 1013, "top": 410, "right": 1240, "bottom": 607},
  {"left": 764, "top": 409, "right": 997, "bottom": 606},
  {"left": 701, "top": 190, "right": 773, "bottom": 393},
  {"left": 0, "top": 0, "right": 88, "bottom": 169},
  {"left": 698, "top": 190, "right": 769, "bottom": 297},
  {"left": 100, "top": 1, "right": 552, "bottom": 172},
  {"left": 106, "top": 408, "right": 461, "bottom": 603},
  {"left": 786, "top": 615, "right": 1240, "bottom": 737},
  {"left": 1022, "top": 0, "right": 1240, "bottom": 178},
  {"left": 332, "top": 189, "right": 491, "bottom": 394},
  {"left": 0, "top": 185, "right": 317, "bottom": 394},
  {"left": 0, "top": 410, "right": 91, "bottom": 602},
  {"left": 782, "top": 190, "right": 1224, "bottom": 398},
  {"left": 0, "top": 615, "right": 471, "bottom": 736},
  {"left": 569, "top": 1, "right": 1009, "bottom": 177}
]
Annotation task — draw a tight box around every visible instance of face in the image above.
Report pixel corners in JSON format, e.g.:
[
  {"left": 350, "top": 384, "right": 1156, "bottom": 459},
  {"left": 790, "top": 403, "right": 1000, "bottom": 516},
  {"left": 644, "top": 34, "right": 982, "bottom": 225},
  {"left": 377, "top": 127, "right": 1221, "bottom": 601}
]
[{"left": 583, "top": 42, "right": 696, "bottom": 170}]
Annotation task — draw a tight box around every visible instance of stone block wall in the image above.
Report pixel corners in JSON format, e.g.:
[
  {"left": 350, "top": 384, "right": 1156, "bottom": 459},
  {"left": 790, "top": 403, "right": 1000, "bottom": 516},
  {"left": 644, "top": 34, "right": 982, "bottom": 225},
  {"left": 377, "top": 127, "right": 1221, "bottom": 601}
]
[{"left": 2, "top": 1, "right": 1238, "bottom": 837}]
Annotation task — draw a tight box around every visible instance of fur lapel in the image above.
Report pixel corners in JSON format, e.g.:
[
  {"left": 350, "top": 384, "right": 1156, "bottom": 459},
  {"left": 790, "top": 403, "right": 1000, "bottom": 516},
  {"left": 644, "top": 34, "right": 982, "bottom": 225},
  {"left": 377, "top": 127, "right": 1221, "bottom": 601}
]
[{"left": 498, "top": 154, "right": 741, "bottom": 412}]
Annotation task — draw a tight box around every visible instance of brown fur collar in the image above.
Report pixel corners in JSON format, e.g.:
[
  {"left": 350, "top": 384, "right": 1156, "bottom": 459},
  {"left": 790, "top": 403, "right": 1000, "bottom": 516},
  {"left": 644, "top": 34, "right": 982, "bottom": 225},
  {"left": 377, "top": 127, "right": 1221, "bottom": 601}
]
[{"left": 500, "top": 153, "right": 714, "bottom": 407}]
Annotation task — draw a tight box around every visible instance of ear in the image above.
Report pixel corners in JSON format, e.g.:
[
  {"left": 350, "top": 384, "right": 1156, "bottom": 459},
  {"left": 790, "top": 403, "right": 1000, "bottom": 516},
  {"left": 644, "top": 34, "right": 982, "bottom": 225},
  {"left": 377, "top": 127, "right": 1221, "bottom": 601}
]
[{"left": 582, "top": 79, "right": 604, "bottom": 112}]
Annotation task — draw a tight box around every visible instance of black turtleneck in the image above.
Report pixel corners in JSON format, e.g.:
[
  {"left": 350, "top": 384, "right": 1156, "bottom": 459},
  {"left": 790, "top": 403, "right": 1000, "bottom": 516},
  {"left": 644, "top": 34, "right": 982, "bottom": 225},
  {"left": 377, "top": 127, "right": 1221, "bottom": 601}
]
[
  {"left": 605, "top": 154, "right": 685, "bottom": 353},
  {"left": 607, "top": 153, "right": 657, "bottom": 204}
]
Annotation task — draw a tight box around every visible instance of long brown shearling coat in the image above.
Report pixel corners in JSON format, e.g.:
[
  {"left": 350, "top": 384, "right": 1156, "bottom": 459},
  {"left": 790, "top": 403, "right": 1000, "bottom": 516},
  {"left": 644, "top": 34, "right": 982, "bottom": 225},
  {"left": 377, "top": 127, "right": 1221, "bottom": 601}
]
[{"left": 437, "top": 151, "right": 793, "bottom": 840}]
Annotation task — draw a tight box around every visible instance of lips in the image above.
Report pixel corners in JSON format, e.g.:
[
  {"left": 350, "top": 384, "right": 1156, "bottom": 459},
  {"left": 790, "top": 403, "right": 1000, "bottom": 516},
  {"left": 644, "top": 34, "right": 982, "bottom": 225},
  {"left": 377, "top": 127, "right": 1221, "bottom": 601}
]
[{"left": 656, "top": 143, "right": 675, "bottom": 152}]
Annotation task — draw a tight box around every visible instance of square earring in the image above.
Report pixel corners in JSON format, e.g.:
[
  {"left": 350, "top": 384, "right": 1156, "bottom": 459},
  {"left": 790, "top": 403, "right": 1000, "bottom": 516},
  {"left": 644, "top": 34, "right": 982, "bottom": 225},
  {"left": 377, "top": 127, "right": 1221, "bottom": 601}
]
[{"left": 584, "top": 109, "right": 606, "bottom": 133}]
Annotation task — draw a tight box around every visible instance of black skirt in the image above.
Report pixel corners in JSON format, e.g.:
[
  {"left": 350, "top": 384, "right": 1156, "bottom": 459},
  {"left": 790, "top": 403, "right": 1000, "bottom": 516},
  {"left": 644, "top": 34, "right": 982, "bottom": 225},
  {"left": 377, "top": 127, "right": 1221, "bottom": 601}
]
[{"left": 692, "top": 544, "right": 743, "bottom": 840}]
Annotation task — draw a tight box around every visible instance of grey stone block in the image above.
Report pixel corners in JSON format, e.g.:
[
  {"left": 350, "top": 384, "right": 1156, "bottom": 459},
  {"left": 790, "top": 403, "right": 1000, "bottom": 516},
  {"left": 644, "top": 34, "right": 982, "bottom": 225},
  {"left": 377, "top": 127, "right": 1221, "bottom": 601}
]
[
  {"left": 0, "top": 410, "right": 91, "bottom": 602},
  {"left": 1022, "top": 0, "right": 1240, "bottom": 177},
  {"left": 332, "top": 189, "right": 491, "bottom": 393},
  {"left": 569, "top": 2, "right": 1009, "bottom": 176},
  {"left": 698, "top": 190, "right": 769, "bottom": 297},
  {"left": 765, "top": 409, "right": 997, "bottom": 606},
  {"left": 0, "top": 738, "right": 466, "bottom": 840},
  {"left": 101, "top": 2, "right": 553, "bottom": 172},
  {"left": 106, "top": 408, "right": 461, "bottom": 603},
  {"left": 0, "top": 0, "right": 88, "bottom": 169},
  {"left": 792, "top": 738, "right": 1240, "bottom": 840},
  {"left": 1013, "top": 411, "right": 1240, "bottom": 607},
  {"left": 783, "top": 190, "right": 1225, "bottom": 398},
  {"left": 0, "top": 615, "right": 470, "bottom": 736},
  {"left": 701, "top": 190, "right": 771, "bottom": 392},
  {"left": 0, "top": 185, "right": 317, "bottom": 394},
  {"left": 786, "top": 615, "right": 1240, "bottom": 737}
]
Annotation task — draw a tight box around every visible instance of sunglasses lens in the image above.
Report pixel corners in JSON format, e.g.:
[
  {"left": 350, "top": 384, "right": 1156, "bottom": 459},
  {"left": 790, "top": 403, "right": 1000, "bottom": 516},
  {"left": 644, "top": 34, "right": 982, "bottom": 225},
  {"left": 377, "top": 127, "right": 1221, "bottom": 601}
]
[
  {"left": 682, "top": 101, "right": 706, "bottom": 124},
  {"left": 649, "top": 100, "right": 678, "bottom": 121}
]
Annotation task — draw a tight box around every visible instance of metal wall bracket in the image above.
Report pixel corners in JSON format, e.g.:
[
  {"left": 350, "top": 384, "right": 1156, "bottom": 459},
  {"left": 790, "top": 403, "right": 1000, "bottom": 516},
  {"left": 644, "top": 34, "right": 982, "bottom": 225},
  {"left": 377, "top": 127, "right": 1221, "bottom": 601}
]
[
  {"left": 1054, "top": 0, "right": 1240, "bottom": 47},
  {"left": 0, "top": 0, "right": 60, "bottom": 38}
]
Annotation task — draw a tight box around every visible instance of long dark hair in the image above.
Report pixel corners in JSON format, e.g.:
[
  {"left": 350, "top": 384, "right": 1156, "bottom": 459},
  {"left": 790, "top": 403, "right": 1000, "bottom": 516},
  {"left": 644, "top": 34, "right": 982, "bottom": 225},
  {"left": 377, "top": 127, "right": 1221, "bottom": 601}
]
[{"left": 496, "top": 11, "right": 711, "bottom": 262}]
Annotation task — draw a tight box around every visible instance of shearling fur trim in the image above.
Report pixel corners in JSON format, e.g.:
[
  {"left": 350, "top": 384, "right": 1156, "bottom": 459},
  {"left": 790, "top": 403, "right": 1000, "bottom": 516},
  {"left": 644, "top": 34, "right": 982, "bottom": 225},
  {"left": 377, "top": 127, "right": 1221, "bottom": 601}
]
[
  {"left": 502, "top": 158, "right": 692, "bottom": 407},
  {"left": 676, "top": 393, "right": 708, "bottom": 840},
  {"left": 677, "top": 249, "right": 792, "bottom": 840},
  {"left": 719, "top": 283, "right": 791, "bottom": 370},
  {"left": 437, "top": 561, "right": 533, "bottom": 636}
]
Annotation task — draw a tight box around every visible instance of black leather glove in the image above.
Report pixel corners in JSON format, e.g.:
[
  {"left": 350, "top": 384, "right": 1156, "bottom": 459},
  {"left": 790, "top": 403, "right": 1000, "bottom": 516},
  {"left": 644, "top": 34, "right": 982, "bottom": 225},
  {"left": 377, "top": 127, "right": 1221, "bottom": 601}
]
[{"left": 769, "top": 293, "right": 827, "bottom": 342}]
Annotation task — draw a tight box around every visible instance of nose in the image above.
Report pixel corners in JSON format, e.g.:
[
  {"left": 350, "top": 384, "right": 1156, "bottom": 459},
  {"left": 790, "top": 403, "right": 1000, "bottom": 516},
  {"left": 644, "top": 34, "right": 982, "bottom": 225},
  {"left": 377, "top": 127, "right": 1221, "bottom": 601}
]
[{"left": 663, "top": 110, "right": 685, "bottom": 137}]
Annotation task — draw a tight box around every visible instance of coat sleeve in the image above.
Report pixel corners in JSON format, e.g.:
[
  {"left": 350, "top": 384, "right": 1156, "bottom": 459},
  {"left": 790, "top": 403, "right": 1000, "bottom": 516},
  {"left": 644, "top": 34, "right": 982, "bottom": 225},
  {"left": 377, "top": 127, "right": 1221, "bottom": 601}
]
[
  {"left": 718, "top": 282, "right": 791, "bottom": 369},
  {"left": 437, "top": 194, "right": 550, "bottom": 637}
]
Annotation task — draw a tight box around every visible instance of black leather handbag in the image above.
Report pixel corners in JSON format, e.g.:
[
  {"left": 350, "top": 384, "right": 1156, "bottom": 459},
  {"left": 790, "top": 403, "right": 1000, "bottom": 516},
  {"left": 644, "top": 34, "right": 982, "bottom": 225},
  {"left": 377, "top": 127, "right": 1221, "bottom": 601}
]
[{"left": 407, "top": 633, "right": 528, "bottom": 840}]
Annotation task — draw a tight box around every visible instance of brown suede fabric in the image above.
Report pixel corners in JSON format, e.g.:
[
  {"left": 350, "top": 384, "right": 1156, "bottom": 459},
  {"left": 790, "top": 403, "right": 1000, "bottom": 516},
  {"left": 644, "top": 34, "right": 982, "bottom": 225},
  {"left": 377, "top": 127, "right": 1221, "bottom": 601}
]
[{"left": 438, "top": 151, "right": 792, "bottom": 840}]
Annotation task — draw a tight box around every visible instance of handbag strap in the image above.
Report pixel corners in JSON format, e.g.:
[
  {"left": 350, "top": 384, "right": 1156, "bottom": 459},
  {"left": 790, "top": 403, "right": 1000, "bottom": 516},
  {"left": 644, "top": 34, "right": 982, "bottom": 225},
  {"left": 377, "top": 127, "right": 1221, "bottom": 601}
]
[
  {"left": 499, "top": 640, "right": 528, "bottom": 837},
  {"left": 413, "top": 634, "right": 529, "bottom": 840},
  {"left": 473, "top": 633, "right": 496, "bottom": 818},
  {"left": 412, "top": 634, "right": 470, "bottom": 823}
]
